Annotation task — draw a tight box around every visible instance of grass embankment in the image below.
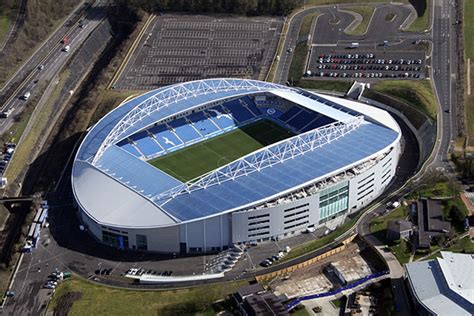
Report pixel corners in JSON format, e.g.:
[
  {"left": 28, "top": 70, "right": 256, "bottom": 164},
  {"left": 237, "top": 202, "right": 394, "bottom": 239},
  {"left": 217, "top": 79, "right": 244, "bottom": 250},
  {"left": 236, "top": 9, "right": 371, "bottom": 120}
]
[
  {"left": 299, "top": 80, "right": 352, "bottom": 93},
  {"left": 4, "top": 71, "right": 70, "bottom": 184},
  {"left": 280, "top": 215, "right": 359, "bottom": 263},
  {"left": 0, "top": 0, "right": 79, "bottom": 87},
  {"left": 464, "top": 0, "right": 474, "bottom": 145},
  {"left": 150, "top": 120, "right": 293, "bottom": 182},
  {"left": 300, "top": 12, "right": 318, "bottom": 37},
  {"left": 408, "top": 178, "right": 460, "bottom": 199},
  {"left": 369, "top": 80, "right": 437, "bottom": 119},
  {"left": 49, "top": 277, "right": 247, "bottom": 315},
  {"left": 288, "top": 42, "right": 308, "bottom": 84},
  {"left": 0, "top": 15, "right": 9, "bottom": 44},
  {"left": 0, "top": 0, "right": 15, "bottom": 45},
  {"left": 344, "top": 6, "right": 374, "bottom": 36},
  {"left": 287, "top": 12, "right": 319, "bottom": 84},
  {"left": 405, "top": 0, "right": 430, "bottom": 32},
  {"left": 369, "top": 206, "right": 412, "bottom": 264}
]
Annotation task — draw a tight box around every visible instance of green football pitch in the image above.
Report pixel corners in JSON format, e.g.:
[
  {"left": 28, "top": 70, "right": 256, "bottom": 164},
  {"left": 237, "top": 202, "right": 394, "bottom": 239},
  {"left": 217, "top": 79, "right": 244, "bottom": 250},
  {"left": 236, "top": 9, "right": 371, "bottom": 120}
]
[{"left": 149, "top": 120, "right": 294, "bottom": 182}]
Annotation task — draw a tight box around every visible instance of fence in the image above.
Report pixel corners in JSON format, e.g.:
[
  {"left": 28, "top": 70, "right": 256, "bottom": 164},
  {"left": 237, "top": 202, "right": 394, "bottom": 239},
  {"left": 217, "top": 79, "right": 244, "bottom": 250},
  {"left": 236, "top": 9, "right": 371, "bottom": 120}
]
[
  {"left": 255, "top": 234, "right": 357, "bottom": 282},
  {"left": 286, "top": 270, "right": 389, "bottom": 310}
]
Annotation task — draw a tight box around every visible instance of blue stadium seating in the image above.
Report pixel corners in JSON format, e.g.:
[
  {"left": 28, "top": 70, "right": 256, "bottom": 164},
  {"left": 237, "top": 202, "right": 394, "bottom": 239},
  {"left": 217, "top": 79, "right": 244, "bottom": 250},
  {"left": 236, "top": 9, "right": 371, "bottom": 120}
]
[
  {"left": 239, "top": 96, "right": 261, "bottom": 116},
  {"left": 117, "top": 139, "right": 143, "bottom": 158},
  {"left": 134, "top": 135, "right": 163, "bottom": 158},
  {"left": 187, "top": 112, "right": 220, "bottom": 136},
  {"left": 278, "top": 106, "right": 301, "bottom": 122},
  {"left": 168, "top": 118, "right": 202, "bottom": 143},
  {"left": 205, "top": 106, "right": 236, "bottom": 130},
  {"left": 223, "top": 99, "right": 256, "bottom": 123},
  {"left": 286, "top": 110, "right": 320, "bottom": 131},
  {"left": 148, "top": 125, "right": 183, "bottom": 150},
  {"left": 302, "top": 116, "right": 335, "bottom": 132}
]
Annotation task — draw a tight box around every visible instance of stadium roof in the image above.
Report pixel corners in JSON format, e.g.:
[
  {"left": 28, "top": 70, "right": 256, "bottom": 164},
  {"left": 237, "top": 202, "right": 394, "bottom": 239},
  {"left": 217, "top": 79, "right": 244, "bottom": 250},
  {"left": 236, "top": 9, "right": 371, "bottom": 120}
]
[
  {"left": 405, "top": 252, "right": 474, "bottom": 316},
  {"left": 73, "top": 79, "right": 400, "bottom": 228}
]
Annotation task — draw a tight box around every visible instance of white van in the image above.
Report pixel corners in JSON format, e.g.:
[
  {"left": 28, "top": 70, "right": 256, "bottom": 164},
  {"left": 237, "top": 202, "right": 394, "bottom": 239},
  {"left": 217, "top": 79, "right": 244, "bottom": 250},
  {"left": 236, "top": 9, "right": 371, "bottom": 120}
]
[
  {"left": 21, "top": 91, "right": 31, "bottom": 100},
  {"left": 349, "top": 43, "right": 359, "bottom": 49}
]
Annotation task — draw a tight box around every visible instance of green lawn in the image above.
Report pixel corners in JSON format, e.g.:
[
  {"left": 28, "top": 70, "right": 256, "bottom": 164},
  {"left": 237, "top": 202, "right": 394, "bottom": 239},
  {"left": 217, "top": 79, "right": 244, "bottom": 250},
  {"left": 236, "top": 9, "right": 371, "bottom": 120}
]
[
  {"left": 280, "top": 213, "right": 361, "bottom": 263},
  {"left": 464, "top": 0, "right": 474, "bottom": 145},
  {"left": 406, "top": 0, "right": 431, "bottom": 32},
  {"left": 298, "top": 79, "right": 352, "bottom": 93},
  {"left": 49, "top": 277, "right": 248, "bottom": 315},
  {"left": 345, "top": 6, "right": 375, "bottom": 36},
  {"left": 149, "top": 120, "right": 293, "bottom": 182},
  {"left": 369, "top": 80, "right": 437, "bottom": 119},
  {"left": 0, "top": 15, "right": 9, "bottom": 45},
  {"left": 407, "top": 177, "right": 460, "bottom": 199},
  {"left": 368, "top": 206, "right": 413, "bottom": 264},
  {"left": 300, "top": 12, "right": 319, "bottom": 37},
  {"left": 369, "top": 206, "right": 408, "bottom": 238},
  {"left": 466, "top": 1, "right": 474, "bottom": 59},
  {"left": 288, "top": 42, "right": 309, "bottom": 84}
]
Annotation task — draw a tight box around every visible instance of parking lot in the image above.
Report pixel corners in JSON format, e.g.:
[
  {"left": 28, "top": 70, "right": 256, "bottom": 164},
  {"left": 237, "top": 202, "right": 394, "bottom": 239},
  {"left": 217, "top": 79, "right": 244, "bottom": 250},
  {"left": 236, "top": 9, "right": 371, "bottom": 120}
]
[
  {"left": 306, "top": 48, "right": 426, "bottom": 81},
  {"left": 115, "top": 15, "right": 282, "bottom": 89}
]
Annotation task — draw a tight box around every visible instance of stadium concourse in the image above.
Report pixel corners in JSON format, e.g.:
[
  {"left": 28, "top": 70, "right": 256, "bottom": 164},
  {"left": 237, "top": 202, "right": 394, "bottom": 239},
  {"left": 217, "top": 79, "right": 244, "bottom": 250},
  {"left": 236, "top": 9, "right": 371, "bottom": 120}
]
[{"left": 72, "top": 79, "right": 401, "bottom": 254}]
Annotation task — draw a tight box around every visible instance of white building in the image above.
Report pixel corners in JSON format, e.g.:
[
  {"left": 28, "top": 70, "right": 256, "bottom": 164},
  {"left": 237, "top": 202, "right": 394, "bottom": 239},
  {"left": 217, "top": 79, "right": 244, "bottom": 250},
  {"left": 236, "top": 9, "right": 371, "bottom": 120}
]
[
  {"left": 405, "top": 251, "right": 474, "bottom": 315},
  {"left": 72, "top": 79, "right": 401, "bottom": 253}
]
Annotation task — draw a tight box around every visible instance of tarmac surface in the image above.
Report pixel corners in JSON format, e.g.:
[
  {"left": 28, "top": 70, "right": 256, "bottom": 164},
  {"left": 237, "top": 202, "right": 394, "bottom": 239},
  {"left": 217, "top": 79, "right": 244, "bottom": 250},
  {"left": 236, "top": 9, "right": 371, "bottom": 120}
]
[
  {"left": 114, "top": 14, "right": 282, "bottom": 90},
  {"left": 274, "top": 3, "right": 430, "bottom": 85}
]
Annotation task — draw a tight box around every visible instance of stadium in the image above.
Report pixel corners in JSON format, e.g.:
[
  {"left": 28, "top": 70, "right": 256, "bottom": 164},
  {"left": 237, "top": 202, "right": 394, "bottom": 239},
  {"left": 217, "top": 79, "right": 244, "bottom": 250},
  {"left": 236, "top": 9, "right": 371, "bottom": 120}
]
[{"left": 72, "top": 78, "right": 401, "bottom": 254}]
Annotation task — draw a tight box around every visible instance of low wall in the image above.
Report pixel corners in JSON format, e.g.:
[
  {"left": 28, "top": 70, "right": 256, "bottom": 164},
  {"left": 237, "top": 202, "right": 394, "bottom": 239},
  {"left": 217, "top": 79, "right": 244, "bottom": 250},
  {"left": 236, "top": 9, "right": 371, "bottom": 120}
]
[{"left": 255, "top": 234, "right": 357, "bottom": 282}]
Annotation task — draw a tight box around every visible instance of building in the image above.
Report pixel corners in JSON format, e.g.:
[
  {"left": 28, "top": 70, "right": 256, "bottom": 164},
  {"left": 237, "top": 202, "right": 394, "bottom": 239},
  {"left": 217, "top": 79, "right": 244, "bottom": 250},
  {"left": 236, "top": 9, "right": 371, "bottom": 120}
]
[
  {"left": 405, "top": 251, "right": 474, "bottom": 315},
  {"left": 329, "top": 254, "right": 372, "bottom": 285},
  {"left": 414, "top": 199, "right": 451, "bottom": 249},
  {"left": 234, "top": 283, "right": 289, "bottom": 316},
  {"left": 386, "top": 219, "right": 413, "bottom": 241},
  {"left": 72, "top": 78, "right": 401, "bottom": 253}
]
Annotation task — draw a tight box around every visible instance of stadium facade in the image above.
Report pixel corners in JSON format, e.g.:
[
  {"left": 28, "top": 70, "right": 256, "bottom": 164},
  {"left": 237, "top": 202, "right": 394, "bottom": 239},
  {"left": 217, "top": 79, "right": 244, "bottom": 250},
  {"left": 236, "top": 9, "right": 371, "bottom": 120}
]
[{"left": 72, "top": 79, "right": 401, "bottom": 253}]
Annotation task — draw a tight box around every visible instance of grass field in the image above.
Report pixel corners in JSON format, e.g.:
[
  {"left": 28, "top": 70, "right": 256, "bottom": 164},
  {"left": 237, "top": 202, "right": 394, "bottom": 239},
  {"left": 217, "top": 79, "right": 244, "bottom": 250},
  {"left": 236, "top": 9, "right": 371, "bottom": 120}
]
[
  {"left": 49, "top": 277, "right": 248, "bottom": 315},
  {"left": 0, "top": 15, "right": 9, "bottom": 45},
  {"left": 288, "top": 42, "right": 308, "bottom": 84},
  {"left": 299, "top": 79, "right": 352, "bottom": 93},
  {"left": 406, "top": 0, "right": 430, "bottom": 32},
  {"left": 344, "top": 6, "right": 375, "bottom": 36},
  {"left": 150, "top": 120, "right": 294, "bottom": 182},
  {"left": 369, "top": 80, "right": 437, "bottom": 119},
  {"left": 369, "top": 206, "right": 413, "bottom": 264},
  {"left": 464, "top": 0, "right": 474, "bottom": 145},
  {"left": 300, "top": 11, "right": 319, "bottom": 37}
]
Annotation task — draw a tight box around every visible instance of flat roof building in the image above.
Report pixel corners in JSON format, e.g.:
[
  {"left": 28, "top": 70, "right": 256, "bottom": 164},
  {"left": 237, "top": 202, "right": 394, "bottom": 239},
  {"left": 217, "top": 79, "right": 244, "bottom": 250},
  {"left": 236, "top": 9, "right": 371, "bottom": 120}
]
[
  {"left": 405, "top": 251, "right": 474, "bottom": 315},
  {"left": 387, "top": 219, "right": 413, "bottom": 241}
]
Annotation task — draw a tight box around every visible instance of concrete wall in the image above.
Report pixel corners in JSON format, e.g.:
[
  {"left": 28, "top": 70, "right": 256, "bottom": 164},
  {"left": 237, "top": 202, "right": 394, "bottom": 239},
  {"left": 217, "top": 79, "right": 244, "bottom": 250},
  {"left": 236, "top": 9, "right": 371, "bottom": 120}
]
[
  {"left": 348, "top": 145, "right": 400, "bottom": 213},
  {"left": 231, "top": 194, "right": 320, "bottom": 243}
]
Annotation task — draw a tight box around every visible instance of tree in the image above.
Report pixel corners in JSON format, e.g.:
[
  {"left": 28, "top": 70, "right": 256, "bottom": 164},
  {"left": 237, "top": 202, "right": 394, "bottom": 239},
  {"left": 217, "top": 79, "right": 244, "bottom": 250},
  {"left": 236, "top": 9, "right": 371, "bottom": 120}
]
[{"left": 449, "top": 204, "right": 467, "bottom": 223}]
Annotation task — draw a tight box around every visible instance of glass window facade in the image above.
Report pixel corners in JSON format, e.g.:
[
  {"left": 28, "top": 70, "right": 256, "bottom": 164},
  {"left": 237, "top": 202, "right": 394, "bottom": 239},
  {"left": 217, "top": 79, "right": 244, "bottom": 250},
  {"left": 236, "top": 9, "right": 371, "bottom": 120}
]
[
  {"left": 136, "top": 234, "right": 148, "bottom": 250},
  {"left": 102, "top": 230, "right": 129, "bottom": 249},
  {"left": 319, "top": 182, "right": 349, "bottom": 221}
]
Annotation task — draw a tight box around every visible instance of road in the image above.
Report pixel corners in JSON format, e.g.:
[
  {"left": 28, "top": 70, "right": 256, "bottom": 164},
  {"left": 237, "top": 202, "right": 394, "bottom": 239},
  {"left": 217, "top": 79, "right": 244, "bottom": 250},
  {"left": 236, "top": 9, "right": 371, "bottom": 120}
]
[
  {"left": 0, "top": 3, "right": 108, "bottom": 314},
  {"left": 0, "top": 1, "right": 101, "bottom": 135},
  {"left": 274, "top": 3, "right": 426, "bottom": 84},
  {"left": 273, "top": 2, "right": 458, "bottom": 315},
  {"left": 430, "top": 0, "right": 457, "bottom": 168}
]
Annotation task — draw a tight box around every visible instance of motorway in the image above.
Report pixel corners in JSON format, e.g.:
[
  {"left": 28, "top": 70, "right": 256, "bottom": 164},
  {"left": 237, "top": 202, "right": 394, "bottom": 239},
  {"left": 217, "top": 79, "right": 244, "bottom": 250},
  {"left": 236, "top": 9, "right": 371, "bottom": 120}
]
[
  {"left": 0, "top": 1, "right": 105, "bottom": 135},
  {"left": 0, "top": 1, "right": 461, "bottom": 315}
]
